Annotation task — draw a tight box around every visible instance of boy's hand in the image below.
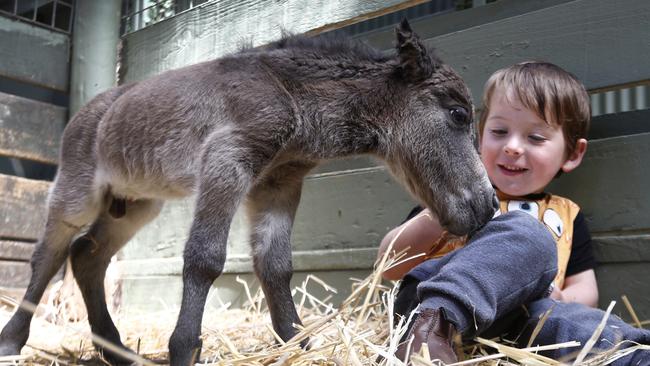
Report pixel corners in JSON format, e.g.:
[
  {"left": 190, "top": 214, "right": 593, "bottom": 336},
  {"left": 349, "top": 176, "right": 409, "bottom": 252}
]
[{"left": 549, "top": 284, "right": 564, "bottom": 302}]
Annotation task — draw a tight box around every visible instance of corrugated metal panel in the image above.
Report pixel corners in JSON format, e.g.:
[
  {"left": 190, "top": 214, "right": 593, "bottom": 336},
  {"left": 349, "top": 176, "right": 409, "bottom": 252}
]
[{"left": 591, "top": 85, "right": 650, "bottom": 117}]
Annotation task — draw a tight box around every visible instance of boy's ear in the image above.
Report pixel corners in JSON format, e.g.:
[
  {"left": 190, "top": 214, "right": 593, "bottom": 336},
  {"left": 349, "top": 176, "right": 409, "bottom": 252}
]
[{"left": 561, "top": 138, "right": 588, "bottom": 173}]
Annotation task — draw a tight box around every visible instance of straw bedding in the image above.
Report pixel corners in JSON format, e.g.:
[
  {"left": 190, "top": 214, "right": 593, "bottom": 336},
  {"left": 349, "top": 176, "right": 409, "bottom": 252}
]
[{"left": 1, "top": 263, "right": 648, "bottom": 366}]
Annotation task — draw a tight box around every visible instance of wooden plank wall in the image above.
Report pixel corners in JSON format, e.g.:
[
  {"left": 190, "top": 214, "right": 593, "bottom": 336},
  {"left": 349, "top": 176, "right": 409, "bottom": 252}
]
[
  {"left": 0, "top": 92, "right": 66, "bottom": 164},
  {"left": 120, "top": 0, "right": 427, "bottom": 83},
  {"left": 365, "top": 0, "right": 650, "bottom": 319},
  {"left": 115, "top": 0, "right": 650, "bottom": 318},
  {"left": 0, "top": 171, "right": 51, "bottom": 288},
  {"left": 0, "top": 16, "right": 69, "bottom": 91},
  {"left": 419, "top": 0, "right": 650, "bottom": 319},
  {"left": 0, "top": 16, "right": 69, "bottom": 290},
  {"left": 549, "top": 133, "right": 650, "bottom": 319}
]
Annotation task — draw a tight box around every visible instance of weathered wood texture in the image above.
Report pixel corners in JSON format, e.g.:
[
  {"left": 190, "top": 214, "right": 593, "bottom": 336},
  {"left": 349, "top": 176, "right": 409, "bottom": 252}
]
[
  {"left": 550, "top": 133, "right": 650, "bottom": 233},
  {"left": 0, "top": 16, "right": 70, "bottom": 91},
  {"left": 550, "top": 133, "right": 650, "bottom": 314},
  {"left": 0, "top": 261, "right": 30, "bottom": 288},
  {"left": 69, "top": 0, "right": 121, "bottom": 115},
  {"left": 592, "top": 235, "right": 650, "bottom": 264},
  {"left": 0, "top": 92, "right": 66, "bottom": 164},
  {"left": 362, "top": 0, "right": 650, "bottom": 99},
  {"left": 114, "top": 0, "right": 650, "bottom": 313},
  {"left": 596, "top": 263, "right": 650, "bottom": 321},
  {"left": 115, "top": 166, "right": 410, "bottom": 311},
  {"left": 117, "top": 269, "right": 373, "bottom": 316},
  {"left": 120, "top": 166, "right": 415, "bottom": 271},
  {"left": 0, "top": 174, "right": 49, "bottom": 241},
  {"left": 430, "top": 0, "right": 650, "bottom": 99},
  {"left": 362, "top": 0, "right": 574, "bottom": 47},
  {"left": 589, "top": 108, "right": 650, "bottom": 140},
  {"left": 0, "top": 259, "right": 63, "bottom": 290},
  {"left": 0, "top": 239, "right": 34, "bottom": 288},
  {"left": 0, "top": 240, "right": 35, "bottom": 261},
  {"left": 121, "top": 0, "right": 425, "bottom": 83}
]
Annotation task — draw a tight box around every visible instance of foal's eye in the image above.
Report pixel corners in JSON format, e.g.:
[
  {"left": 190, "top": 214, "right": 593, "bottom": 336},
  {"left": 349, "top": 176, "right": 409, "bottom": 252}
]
[{"left": 449, "top": 107, "right": 470, "bottom": 125}]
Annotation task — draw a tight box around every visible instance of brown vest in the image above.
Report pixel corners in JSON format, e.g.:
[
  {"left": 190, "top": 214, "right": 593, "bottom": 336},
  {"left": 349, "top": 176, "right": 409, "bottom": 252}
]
[{"left": 424, "top": 191, "right": 580, "bottom": 288}]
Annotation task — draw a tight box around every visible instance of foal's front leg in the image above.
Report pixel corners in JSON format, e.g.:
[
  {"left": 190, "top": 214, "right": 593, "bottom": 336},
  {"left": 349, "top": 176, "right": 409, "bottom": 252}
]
[
  {"left": 246, "top": 162, "right": 314, "bottom": 346},
  {"left": 168, "top": 143, "right": 256, "bottom": 366}
]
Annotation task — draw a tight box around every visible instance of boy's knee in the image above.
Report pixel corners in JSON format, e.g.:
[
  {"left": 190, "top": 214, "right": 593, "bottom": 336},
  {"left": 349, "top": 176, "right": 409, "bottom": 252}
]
[{"left": 493, "top": 211, "right": 557, "bottom": 264}]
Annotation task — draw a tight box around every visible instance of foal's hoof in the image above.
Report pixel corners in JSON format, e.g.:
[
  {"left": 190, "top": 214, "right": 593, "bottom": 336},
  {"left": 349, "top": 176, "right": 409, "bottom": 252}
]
[
  {"left": 99, "top": 346, "right": 140, "bottom": 366},
  {"left": 168, "top": 339, "right": 202, "bottom": 366}
]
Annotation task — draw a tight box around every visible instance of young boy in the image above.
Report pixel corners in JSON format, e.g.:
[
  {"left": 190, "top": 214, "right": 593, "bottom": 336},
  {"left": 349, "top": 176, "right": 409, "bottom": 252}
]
[{"left": 378, "top": 62, "right": 650, "bottom": 364}]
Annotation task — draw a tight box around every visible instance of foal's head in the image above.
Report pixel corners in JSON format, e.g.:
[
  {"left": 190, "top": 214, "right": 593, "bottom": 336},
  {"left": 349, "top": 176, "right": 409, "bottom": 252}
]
[{"left": 384, "top": 20, "right": 497, "bottom": 235}]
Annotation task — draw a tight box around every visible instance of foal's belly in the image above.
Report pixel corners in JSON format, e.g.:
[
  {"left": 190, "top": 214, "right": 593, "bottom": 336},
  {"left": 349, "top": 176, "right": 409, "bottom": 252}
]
[
  {"left": 109, "top": 178, "right": 195, "bottom": 200},
  {"left": 94, "top": 119, "right": 206, "bottom": 200},
  {"left": 95, "top": 151, "right": 199, "bottom": 200}
]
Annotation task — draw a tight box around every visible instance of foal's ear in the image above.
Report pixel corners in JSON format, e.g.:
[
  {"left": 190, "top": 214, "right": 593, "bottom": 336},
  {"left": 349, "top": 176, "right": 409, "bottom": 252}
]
[{"left": 395, "top": 19, "right": 435, "bottom": 81}]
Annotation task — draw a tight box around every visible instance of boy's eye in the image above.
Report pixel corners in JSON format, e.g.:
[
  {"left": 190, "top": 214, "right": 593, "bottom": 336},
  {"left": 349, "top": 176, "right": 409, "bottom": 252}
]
[
  {"left": 528, "top": 134, "right": 547, "bottom": 142},
  {"left": 490, "top": 128, "right": 507, "bottom": 136}
]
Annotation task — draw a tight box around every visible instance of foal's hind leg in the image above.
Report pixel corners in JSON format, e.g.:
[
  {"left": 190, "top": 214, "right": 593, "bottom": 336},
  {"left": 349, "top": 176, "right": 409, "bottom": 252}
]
[
  {"left": 0, "top": 179, "right": 102, "bottom": 356},
  {"left": 246, "top": 162, "right": 314, "bottom": 346},
  {"left": 70, "top": 198, "right": 163, "bottom": 365}
]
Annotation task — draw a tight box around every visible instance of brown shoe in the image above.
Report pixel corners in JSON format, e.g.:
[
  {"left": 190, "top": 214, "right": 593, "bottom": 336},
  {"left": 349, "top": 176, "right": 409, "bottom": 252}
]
[{"left": 395, "top": 308, "right": 459, "bottom": 364}]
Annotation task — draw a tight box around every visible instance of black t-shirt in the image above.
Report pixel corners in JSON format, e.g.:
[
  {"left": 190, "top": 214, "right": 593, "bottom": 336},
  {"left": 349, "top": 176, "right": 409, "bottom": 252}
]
[
  {"left": 566, "top": 211, "right": 597, "bottom": 276},
  {"left": 402, "top": 206, "right": 597, "bottom": 276}
]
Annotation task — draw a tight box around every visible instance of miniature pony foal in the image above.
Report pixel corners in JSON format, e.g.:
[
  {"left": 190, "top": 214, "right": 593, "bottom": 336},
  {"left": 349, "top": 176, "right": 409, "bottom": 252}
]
[{"left": 0, "top": 20, "right": 497, "bottom": 365}]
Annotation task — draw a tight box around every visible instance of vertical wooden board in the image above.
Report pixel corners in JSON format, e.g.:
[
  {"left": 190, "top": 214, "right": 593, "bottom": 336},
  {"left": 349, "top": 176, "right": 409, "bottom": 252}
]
[
  {"left": 592, "top": 234, "right": 650, "bottom": 264},
  {"left": 119, "top": 198, "right": 252, "bottom": 260},
  {"left": 69, "top": 0, "right": 121, "bottom": 115},
  {"left": 293, "top": 167, "right": 415, "bottom": 251},
  {"left": 0, "top": 174, "right": 50, "bottom": 240},
  {"left": 122, "top": 0, "right": 425, "bottom": 82},
  {"left": 549, "top": 133, "right": 650, "bottom": 233},
  {"left": 425, "top": 0, "right": 650, "bottom": 99},
  {"left": 0, "top": 261, "right": 30, "bottom": 288},
  {"left": 0, "top": 17, "right": 70, "bottom": 91},
  {"left": 0, "top": 92, "right": 66, "bottom": 164},
  {"left": 0, "top": 240, "right": 35, "bottom": 261},
  {"left": 596, "top": 263, "right": 650, "bottom": 322}
]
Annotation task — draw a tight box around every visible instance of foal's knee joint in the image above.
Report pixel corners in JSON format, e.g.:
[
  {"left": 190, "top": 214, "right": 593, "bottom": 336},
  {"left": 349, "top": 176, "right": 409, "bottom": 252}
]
[{"left": 184, "top": 250, "right": 225, "bottom": 281}]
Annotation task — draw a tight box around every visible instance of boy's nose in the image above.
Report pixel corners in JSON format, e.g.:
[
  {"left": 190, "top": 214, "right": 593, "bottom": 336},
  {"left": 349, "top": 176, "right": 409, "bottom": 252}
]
[{"left": 503, "top": 138, "right": 523, "bottom": 156}]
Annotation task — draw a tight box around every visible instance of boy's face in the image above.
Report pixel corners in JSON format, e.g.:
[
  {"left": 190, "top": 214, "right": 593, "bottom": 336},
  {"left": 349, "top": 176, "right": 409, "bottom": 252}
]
[{"left": 479, "top": 89, "right": 586, "bottom": 196}]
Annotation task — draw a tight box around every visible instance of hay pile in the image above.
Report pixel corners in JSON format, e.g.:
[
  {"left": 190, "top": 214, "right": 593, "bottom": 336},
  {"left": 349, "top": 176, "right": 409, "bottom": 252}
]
[{"left": 0, "top": 264, "right": 648, "bottom": 365}]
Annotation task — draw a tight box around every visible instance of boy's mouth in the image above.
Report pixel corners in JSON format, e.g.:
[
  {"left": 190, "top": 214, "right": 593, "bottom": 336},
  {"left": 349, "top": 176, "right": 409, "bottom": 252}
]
[{"left": 498, "top": 164, "right": 528, "bottom": 176}]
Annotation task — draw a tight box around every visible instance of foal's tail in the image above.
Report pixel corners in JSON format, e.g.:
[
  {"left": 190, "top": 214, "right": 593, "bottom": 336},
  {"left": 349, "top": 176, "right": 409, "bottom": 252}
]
[{"left": 50, "top": 82, "right": 139, "bottom": 219}]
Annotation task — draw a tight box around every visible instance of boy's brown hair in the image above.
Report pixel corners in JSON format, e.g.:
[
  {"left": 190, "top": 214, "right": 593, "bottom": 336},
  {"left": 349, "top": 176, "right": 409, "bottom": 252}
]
[{"left": 478, "top": 61, "right": 591, "bottom": 157}]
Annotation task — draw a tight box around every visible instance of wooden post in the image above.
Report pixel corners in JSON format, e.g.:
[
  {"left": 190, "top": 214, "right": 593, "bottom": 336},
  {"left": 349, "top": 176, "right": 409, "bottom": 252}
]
[{"left": 69, "top": 0, "right": 122, "bottom": 115}]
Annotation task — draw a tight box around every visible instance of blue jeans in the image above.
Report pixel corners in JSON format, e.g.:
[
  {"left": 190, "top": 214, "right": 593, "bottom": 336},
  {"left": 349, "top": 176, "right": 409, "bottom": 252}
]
[{"left": 394, "top": 211, "right": 650, "bottom": 365}]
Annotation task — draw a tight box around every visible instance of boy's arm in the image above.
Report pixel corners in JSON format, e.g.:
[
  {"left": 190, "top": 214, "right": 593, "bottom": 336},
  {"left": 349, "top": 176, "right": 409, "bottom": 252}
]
[
  {"left": 550, "top": 210, "right": 598, "bottom": 307},
  {"left": 551, "top": 269, "right": 599, "bottom": 307},
  {"left": 377, "top": 208, "right": 445, "bottom": 281}
]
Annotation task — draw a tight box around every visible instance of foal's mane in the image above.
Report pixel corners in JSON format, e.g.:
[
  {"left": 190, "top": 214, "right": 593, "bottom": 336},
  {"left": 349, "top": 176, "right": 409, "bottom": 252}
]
[{"left": 245, "top": 32, "right": 393, "bottom": 63}]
